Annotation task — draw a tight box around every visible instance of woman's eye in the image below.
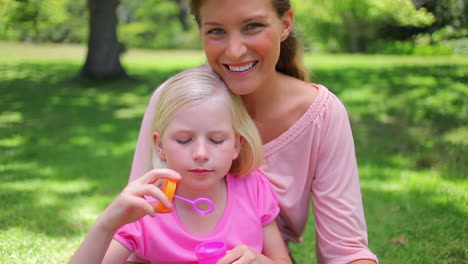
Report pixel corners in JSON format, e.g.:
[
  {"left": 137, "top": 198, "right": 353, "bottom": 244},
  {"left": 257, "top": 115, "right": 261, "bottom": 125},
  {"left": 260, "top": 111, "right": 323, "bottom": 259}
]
[
  {"left": 210, "top": 138, "right": 224, "bottom": 144},
  {"left": 176, "top": 138, "right": 192, "bottom": 144},
  {"left": 245, "top": 23, "right": 264, "bottom": 31},
  {"left": 207, "top": 28, "right": 225, "bottom": 35}
]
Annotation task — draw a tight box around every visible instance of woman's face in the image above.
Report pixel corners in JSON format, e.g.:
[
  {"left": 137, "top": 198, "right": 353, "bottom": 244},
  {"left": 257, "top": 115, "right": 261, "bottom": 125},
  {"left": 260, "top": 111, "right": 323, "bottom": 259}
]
[{"left": 198, "top": 0, "right": 292, "bottom": 95}]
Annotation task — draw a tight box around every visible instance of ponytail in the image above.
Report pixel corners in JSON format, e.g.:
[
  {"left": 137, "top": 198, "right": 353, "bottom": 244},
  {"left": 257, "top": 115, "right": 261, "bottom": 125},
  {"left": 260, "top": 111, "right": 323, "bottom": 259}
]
[{"left": 277, "top": 30, "right": 310, "bottom": 81}]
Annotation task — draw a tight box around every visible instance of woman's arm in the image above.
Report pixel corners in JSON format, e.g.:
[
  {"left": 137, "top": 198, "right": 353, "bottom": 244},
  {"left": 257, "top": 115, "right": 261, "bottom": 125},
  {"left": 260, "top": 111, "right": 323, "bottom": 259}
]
[
  {"left": 129, "top": 82, "right": 166, "bottom": 182},
  {"left": 350, "top": 260, "right": 377, "bottom": 264},
  {"left": 312, "top": 93, "right": 378, "bottom": 263}
]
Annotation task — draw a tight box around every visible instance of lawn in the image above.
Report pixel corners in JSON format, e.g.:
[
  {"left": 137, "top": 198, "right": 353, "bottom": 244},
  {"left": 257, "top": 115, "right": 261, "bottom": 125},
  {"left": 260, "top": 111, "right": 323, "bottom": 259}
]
[{"left": 0, "top": 41, "right": 467, "bottom": 263}]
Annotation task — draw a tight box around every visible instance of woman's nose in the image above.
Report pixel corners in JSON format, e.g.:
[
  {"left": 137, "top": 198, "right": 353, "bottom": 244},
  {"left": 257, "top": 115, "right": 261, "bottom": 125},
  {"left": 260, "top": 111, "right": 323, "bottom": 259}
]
[
  {"left": 226, "top": 33, "right": 247, "bottom": 61},
  {"left": 193, "top": 141, "right": 209, "bottom": 162}
]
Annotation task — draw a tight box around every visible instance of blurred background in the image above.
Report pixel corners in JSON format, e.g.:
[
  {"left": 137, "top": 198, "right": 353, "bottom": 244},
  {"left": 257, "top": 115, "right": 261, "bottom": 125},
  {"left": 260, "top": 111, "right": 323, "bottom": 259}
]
[
  {"left": 0, "top": 0, "right": 466, "bottom": 263},
  {"left": 1, "top": 0, "right": 466, "bottom": 53}
]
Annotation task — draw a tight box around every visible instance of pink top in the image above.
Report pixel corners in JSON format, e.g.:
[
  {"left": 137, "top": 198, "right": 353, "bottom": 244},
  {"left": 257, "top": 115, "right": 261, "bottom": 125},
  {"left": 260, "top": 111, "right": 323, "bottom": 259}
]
[
  {"left": 115, "top": 171, "right": 279, "bottom": 263},
  {"left": 129, "top": 82, "right": 378, "bottom": 263}
]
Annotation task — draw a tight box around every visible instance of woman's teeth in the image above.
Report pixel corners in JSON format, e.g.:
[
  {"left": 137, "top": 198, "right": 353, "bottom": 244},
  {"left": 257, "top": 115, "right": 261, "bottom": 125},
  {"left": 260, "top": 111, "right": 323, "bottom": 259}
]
[{"left": 228, "top": 62, "right": 254, "bottom": 72}]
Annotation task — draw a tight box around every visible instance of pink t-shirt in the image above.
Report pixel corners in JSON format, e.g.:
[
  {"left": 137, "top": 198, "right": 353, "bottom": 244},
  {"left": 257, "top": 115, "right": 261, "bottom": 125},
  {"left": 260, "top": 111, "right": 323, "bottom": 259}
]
[
  {"left": 115, "top": 171, "right": 279, "bottom": 263},
  {"left": 129, "top": 81, "right": 378, "bottom": 263}
]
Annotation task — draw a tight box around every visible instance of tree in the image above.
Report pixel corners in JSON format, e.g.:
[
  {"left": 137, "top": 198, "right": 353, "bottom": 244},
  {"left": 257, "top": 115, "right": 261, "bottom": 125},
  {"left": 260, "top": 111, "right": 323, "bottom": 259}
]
[
  {"left": 77, "top": 0, "right": 128, "bottom": 80},
  {"left": 172, "top": 0, "right": 190, "bottom": 31},
  {"left": 293, "top": 0, "right": 435, "bottom": 53},
  {"left": 416, "top": 0, "right": 467, "bottom": 31},
  {"left": 0, "top": 0, "right": 72, "bottom": 42}
]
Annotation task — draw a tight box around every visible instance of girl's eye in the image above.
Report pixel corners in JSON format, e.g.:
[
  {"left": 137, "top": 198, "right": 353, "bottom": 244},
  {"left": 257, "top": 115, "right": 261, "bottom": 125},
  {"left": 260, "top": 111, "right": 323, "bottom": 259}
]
[
  {"left": 176, "top": 138, "right": 192, "bottom": 144},
  {"left": 210, "top": 139, "right": 224, "bottom": 144}
]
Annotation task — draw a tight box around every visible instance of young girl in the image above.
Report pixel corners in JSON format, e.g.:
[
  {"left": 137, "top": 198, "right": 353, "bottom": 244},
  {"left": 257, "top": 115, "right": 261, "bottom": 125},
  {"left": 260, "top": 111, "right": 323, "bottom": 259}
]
[
  {"left": 129, "top": 0, "right": 378, "bottom": 263},
  {"left": 69, "top": 65, "right": 292, "bottom": 264}
]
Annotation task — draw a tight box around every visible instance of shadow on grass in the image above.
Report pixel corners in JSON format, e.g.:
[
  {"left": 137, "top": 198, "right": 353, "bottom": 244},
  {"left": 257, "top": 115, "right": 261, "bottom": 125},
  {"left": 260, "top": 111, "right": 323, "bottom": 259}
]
[
  {"left": 312, "top": 64, "right": 467, "bottom": 179},
  {"left": 363, "top": 186, "right": 467, "bottom": 263},
  {"left": 0, "top": 61, "right": 185, "bottom": 236},
  {"left": 290, "top": 183, "right": 467, "bottom": 263}
]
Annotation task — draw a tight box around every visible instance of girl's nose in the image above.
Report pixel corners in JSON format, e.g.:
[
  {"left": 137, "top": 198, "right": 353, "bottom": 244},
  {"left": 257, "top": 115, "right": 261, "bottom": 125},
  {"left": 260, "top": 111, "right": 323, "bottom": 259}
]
[
  {"left": 193, "top": 141, "right": 209, "bottom": 162},
  {"left": 226, "top": 33, "right": 247, "bottom": 61}
]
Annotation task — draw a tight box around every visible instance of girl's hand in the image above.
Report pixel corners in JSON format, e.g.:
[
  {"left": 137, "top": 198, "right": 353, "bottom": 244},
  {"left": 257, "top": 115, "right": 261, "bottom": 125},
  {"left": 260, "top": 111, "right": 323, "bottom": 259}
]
[
  {"left": 96, "top": 169, "right": 181, "bottom": 232},
  {"left": 218, "top": 245, "right": 260, "bottom": 264}
]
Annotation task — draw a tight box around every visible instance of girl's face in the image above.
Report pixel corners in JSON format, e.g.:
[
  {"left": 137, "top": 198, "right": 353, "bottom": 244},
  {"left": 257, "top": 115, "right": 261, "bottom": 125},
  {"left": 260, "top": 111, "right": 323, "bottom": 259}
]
[
  {"left": 153, "top": 96, "right": 241, "bottom": 191},
  {"left": 198, "top": 0, "right": 293, "bottom": 95}
]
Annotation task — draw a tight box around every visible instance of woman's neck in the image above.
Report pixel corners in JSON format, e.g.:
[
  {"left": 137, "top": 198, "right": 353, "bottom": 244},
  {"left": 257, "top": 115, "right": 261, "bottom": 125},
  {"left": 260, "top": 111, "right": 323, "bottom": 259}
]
[
  {"left": 241, "top": 73, "right": 315, "bottom": 144},
  {"left": 241, "top": 71, "right": 286, "bottom": 119}
]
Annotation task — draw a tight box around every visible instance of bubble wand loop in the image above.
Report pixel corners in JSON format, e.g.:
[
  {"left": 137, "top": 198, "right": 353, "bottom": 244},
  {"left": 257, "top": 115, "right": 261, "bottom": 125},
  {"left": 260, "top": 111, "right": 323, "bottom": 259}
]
[
  {"left": 154, "top": 179, "right": 215, "bottom": 215},
  {"left": 173, "top": 195, "right": 215, "bottom": 215}
]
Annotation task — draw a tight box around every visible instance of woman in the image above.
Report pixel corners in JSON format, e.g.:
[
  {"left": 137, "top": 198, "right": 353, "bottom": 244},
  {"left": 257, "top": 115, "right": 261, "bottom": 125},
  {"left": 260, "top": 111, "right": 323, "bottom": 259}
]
[{"left": 129, "top": 0, "right": 378, "bottom": 263}]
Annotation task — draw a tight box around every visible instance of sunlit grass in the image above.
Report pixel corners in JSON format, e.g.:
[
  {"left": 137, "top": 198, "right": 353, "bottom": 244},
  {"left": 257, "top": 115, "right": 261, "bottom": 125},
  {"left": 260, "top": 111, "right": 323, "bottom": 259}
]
[{"left": 0, "top": 41, "right": 467, "bottom": 263}]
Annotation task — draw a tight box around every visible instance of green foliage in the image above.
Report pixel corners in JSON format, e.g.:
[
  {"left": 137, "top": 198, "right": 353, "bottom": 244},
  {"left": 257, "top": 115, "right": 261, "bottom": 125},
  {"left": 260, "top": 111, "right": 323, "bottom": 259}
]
[
  {"left": 0, "top": 0, "right": 86, "bottom": 42},
  {"left": 368, "top": 40, "right": 455, "bottom": 55},
  {"left": 430, "top": 27, "right": 468, "bottom": 55},
  {"left": 371, "top": 0, "right": 434, "bottom": 27},
  {"left": 412, "top": 44, "right": 455, "bottom": 55},
  {"left": 0, "top": 0, "right": 465, "bottom": 53},
  {"left": 367, "top": 41, "right": 416, "bottom": 55},
  {"left": 422, "top": 0, "right": 467, "bottom": 30},
  {"left": 117, "top": 0, "right": 200, "bottom": 49},
  {"left": 293, "top": 0, "right": 435, "bottom": 53},
  {"left": 366, "top": 26, "right": 468, "bottom": 55},
  {"left": 0, "top": 0, "right": 199, "bottom": 49}
]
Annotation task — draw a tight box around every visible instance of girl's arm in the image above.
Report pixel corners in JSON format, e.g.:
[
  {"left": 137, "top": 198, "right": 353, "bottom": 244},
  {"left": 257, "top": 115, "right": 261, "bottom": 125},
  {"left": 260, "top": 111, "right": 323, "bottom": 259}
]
[
  {"left": 69, "top": 169, "right": 181, "bottom": 264},
  {"left": 69, "top": 217, "right": 130, "bottom": 264},
  {"left": 259, "top": 220, "right": 292, "bottom": 264},
  {"left": 219, "top": 221, "right": 292, "bottom": 264}
]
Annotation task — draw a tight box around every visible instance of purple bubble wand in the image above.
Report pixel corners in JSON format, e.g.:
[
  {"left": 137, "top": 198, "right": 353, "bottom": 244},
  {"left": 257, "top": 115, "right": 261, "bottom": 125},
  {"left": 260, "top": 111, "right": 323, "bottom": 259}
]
[{"left": 173, "top": 195, "right": 215, "bottom": 215}]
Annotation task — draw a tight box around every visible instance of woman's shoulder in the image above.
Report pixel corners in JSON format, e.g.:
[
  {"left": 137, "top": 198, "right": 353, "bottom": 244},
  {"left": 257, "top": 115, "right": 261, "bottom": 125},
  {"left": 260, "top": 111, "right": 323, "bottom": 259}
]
[
  {"left": 302, "top": 83, "right": 349, "bottom": 120},
  {"left": 311, "top": 83, "right": 351, "bottom": 123},
  {"left": 263, "top": 82, "right": 350, "bottom": 155},
  {"left": 279, "top": 75, "right": 348, "bottom": 121}
]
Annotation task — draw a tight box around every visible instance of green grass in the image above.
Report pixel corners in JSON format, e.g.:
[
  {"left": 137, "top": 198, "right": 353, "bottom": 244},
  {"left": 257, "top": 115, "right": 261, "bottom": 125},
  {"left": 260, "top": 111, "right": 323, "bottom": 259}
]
[{"left": 0, "top": 41, "right": 467, "bottom": 263}]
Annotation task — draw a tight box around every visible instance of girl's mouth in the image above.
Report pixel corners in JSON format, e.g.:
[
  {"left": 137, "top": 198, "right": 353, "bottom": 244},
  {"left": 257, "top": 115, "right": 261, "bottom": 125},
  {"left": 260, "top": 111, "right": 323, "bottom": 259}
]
[{"left": 189, "top": 169, "right": 213, "bottom": 173}]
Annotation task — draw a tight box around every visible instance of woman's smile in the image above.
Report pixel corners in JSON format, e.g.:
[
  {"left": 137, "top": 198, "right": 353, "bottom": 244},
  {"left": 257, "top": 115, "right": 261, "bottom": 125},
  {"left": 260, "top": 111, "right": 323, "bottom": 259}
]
[{"left": 223, "top": 61, "right": 258, "bottom": 73}]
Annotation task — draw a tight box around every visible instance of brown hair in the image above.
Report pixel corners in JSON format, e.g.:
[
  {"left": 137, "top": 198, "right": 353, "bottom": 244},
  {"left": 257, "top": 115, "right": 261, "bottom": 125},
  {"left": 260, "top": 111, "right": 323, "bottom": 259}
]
[{"left": 189, "top": 0, "right": 310, "bottom": 82}]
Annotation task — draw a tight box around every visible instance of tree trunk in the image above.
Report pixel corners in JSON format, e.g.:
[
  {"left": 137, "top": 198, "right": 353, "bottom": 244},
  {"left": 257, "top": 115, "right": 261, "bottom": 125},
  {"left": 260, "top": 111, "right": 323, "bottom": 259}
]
[
  {"left": 78, "top": 0, "right": 128, "bottom": 80},
  {"left": 173, "top": 0, "right": 189, "bottom": 31},
  {"left": 342, "top": 12, "right": 359, "bottom": 53}
]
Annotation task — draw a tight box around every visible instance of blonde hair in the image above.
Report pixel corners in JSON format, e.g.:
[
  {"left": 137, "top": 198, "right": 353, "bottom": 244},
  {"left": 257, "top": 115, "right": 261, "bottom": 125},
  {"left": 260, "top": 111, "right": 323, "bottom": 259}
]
[{"left": 151, "top": 64, "right": 263, "bottom": 176}]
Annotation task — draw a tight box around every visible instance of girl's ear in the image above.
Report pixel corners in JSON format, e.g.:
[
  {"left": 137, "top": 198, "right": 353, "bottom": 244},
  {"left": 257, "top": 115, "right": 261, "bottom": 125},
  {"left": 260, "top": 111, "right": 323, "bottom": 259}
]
[
  {"left": 232, "top": 135, "right": 244, "bottom": 160},
  {"left": 280, "top": 9, "right": 294, "bottom": 41},
  {"left": 153, "top": 131, "right": 166, "bottom": 160}
]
